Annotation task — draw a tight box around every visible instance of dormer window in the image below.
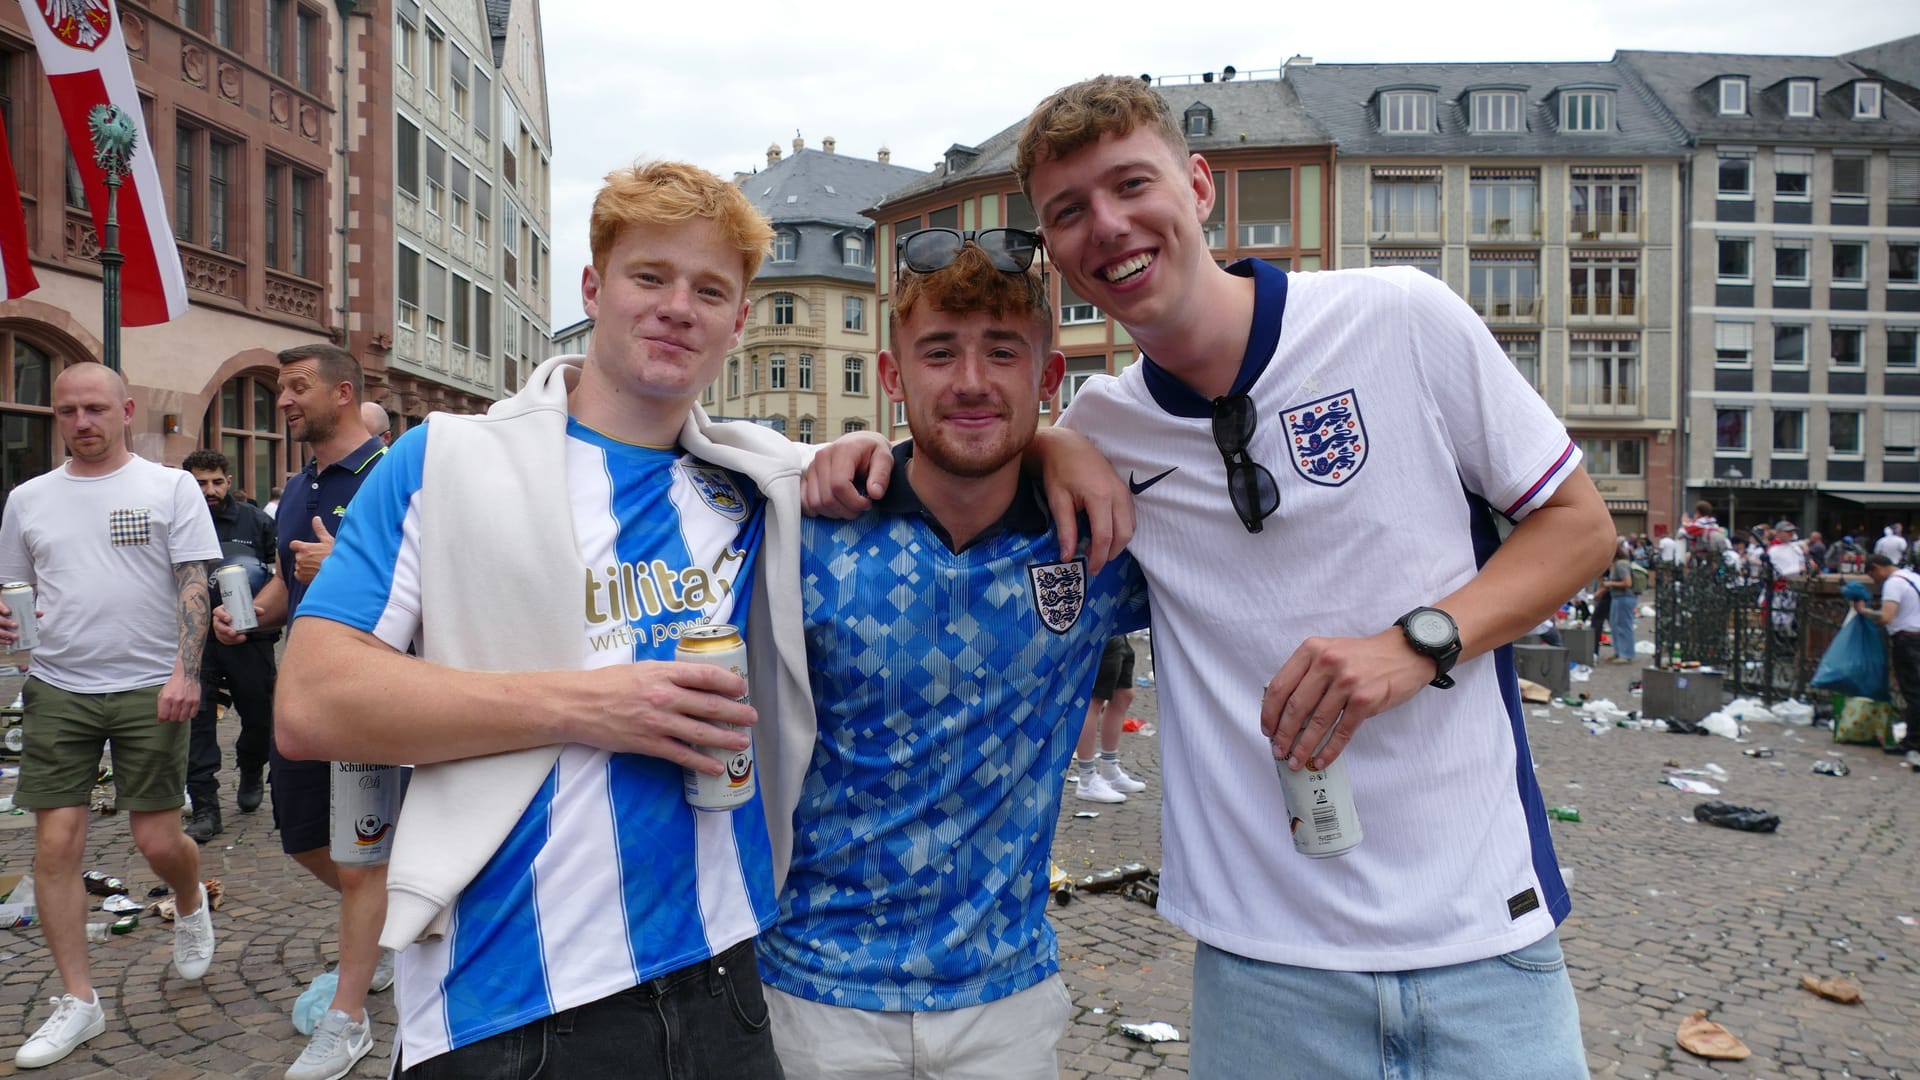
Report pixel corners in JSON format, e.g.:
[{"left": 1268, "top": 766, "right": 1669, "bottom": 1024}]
[
  {"left": 1856, "top": 81, "right": 1883, "bottom": 120},
  {"left": 1717, "top": 77, "right": 1748, "bottom": 116},
  {"left": 842, "top": 233, "right": 867, "bottom": 267},
  {"left": 1560, "top": 89, "right": 1612, "bottom": 133},
  {"left": 1788, "top": 79, "right": 1816, "bottom": 118},
  {"left": 1471, "top": 91, "right": 1524, "bottom": 133},
  {"left": 1184, "top": 102, "right": 1214, "bottom": 138},
  {"left": 1380, "top": 90, "right": 1434, "bottom": 134},
  {"left": 771, "top": 230, "right": 796, "bottom": 263}
]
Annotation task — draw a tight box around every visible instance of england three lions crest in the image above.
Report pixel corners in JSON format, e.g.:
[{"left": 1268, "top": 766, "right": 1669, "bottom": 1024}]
[
  {"left": 1283, "top": 389, "right": 1368, "bottom": 487},
  {"left": 1028, "top": 558, "right": 1087, "bottom": 635}
]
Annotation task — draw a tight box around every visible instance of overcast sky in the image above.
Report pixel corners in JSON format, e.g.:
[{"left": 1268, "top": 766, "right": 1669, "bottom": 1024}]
[{"left": 539, "top": 0, "right": 1916, "bottom": 330}]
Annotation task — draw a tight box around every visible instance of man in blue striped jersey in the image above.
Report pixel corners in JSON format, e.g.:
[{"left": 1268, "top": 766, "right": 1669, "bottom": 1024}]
[{"left": 760, "top": 232, "right": 1147, "bottom": 1078}]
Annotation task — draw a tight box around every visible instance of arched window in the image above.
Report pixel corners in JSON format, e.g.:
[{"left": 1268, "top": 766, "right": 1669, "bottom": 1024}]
[
  {"left": 797, "top": 417, "right": 814, "bottom": 444},
  {"left": 0, "top": 333, "right": 72, "bottom": 509},
  {"left": 798, "top": 353, "right": 813, "bottom": 390},
  {"left": 842, "top": 419, "right": 866, "bottom": 434},
  {"left": 205, "top": 372, "right": 291, "bottom": 505},
  {"left": 772, "top": 230, "right": 796, "bottom": 262},
  {"left": 843, "top": 356, "right": 864, "bottom": 394},
  {"left": 728, "top": 358, "right": 740, "bottom": 397},
  {"left": 842, "top": 234, "right": 866, "bottom": 266},
  {"left": 772, "top": 293, "right": 796, "bottom": 325},
  {"left": 769, "top": 353, "right": 786, "bottom": 389}
]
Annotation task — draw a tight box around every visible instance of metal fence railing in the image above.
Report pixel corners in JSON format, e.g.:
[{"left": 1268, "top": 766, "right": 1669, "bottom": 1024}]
[{"left": 1649, "top": 556, "right": 1853, "bottom": 705}]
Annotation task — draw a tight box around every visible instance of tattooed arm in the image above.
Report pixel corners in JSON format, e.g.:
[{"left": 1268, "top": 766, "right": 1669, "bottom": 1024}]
[{"left": 157, "top": 559, "right": 214, "bottom": 723}]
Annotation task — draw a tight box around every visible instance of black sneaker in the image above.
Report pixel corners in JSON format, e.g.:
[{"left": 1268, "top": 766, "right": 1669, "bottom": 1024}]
[
  {"left": 185, "top": 805, "right": 221, "bottom": 844},
  {"left": 236, "top": 768, "right": 265, "bottom": 813}
]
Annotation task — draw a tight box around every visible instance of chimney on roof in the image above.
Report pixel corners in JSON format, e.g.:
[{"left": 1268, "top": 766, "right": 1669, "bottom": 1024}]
[
  {"left": 767, "top": 142, "right": 781, "bottom": 165},
  {"left": 733, "top": 171, "right": 750, "bottom": 186},
  {"left": 823, "top": 136, "right": 836, "bottom": 154},
  {"left": 878, "top": 145, "right": 891, "bottom": 164},
  {"left": 793, "top": 132, "right": 805, "bottom": 154}
]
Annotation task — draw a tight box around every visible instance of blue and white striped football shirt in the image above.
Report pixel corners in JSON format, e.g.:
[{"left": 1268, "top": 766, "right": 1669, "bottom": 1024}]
[{"left": 299, "top": 418, "right": 776, "bottom": 1065}]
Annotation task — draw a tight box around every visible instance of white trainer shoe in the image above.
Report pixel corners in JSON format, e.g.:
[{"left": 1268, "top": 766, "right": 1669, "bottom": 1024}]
[
  {"left": 172, "top": 883, "right": 216, "bottom": 981},
  {"left": 286, "top": 1009, "right": 374, "bottom": 1080},
  {"left": 370, "top": 947, "right": 397, "bottom": 994},
  {"left": 1099, "top": 760, "right": 1148, "bottom": 794},
  {"left": 1075, "top": 771, "right": 1127, "bottom": 804},
  {"left": 16, "top": 992, "right": 106, "bottom": 1068}
]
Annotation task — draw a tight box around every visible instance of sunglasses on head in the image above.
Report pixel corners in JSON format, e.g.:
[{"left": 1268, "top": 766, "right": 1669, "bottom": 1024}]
[
  {"left": 896, "top": 228, "right": 1042, "bottom": 275},
  {"left": 1211, "top": 393, "right": 1280, "bottom": 534}
]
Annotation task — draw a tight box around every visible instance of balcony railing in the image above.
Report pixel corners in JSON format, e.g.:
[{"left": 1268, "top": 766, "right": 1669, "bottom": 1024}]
[
  {"left": 1569, "top": 210, "right": 1644, "bottom": 241},
  {"left": 1469, "top": 213, "right": 1542, "bottom": 242},
  {"left": 1568, "top": 294, "right": 1639, "bottom": 319},
  {"left": 1566, "top": 390, "right": 1642, "bottom": 418},
  {"left": 1366, "top": 210, "right": 1441, "bottom": 242},
  {"left": 1467, "top": 294, "right": 1541, "bottom": 322}
]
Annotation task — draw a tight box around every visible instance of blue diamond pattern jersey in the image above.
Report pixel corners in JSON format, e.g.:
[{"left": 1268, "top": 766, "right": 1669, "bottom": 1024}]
[
  {"left": 758, "top": 497, "right": 1147, "bottom": 1011},
  {"left": 299, "top": 418, "right": 776, "bottom": 1064}
]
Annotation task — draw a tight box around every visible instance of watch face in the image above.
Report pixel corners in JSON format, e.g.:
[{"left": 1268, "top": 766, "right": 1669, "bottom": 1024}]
[{"left": 1408, "top": 609, "right": 1454, "bottom": 647}]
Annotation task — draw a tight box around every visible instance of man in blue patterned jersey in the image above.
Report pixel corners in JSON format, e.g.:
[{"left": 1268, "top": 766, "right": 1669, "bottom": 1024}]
[{"left": 758, "top": 232, "right": 1147, "bottom": 1079}]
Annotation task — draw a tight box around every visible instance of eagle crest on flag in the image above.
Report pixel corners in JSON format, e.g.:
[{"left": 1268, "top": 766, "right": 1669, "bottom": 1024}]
[{"left": 36, "top": 0, "right": 112, "bottom": 51}]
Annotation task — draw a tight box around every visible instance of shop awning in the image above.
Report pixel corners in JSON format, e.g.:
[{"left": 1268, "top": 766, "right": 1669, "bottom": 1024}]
[
  {"left": 1605, "top": 499, "right": 1650, "bottom": 512},
  {"left": 1822, "top": 491, "right": 1920, "bottom": 507}
]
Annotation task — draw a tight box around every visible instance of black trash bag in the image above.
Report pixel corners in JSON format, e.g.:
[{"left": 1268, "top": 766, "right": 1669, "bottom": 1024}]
[
  {"left": 1664, "top": 717, "right": 1702, "bottom": 735},
  {"left": 1693, "top": 801, "right": 1780, "bottom": 833}
]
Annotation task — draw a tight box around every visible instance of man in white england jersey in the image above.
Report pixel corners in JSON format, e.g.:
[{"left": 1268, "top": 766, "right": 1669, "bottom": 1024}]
[{"left": 1009, "top": 76, "right": 1616, "bottom": 1077}]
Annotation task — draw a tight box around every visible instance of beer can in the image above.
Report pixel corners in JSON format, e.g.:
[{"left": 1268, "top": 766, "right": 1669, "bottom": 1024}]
[
  {"left": 676, "top": 624, "right": 755, "bottom": 811},
  {"left": 3, "top": 582, "right": 37, "bottom": 652},
  {"left": 330, "top": 762, "right": 403, "bottom": 864},
  {"left": 1276, "top": 753, "right": 1363, "bottom": 858},
  {"left": 213, "top": 564, "right": 258, "bottom": 633}
]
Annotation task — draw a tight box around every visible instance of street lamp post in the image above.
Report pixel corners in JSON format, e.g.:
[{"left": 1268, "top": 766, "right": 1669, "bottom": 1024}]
[
  {"left": 1726, "top": 466, "right": 1743, "bottom": 533},
  {"left": 88, "top": 104, "right": 138, "bottom": 374}
]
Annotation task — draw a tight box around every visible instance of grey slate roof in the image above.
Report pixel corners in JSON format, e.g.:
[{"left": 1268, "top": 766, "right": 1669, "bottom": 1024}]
[
  {"left": 1284, "top": 61, "right": 1689, "bottom": 158},
  {"left": 484, "top": 0, "right": 511, "bottom": 67},
  {"left": 869, "top": 77, "right": 1330, "bottom": 215},
  {"left": 1843, "top": 34, "right": 1920, "bottom": 110},
  {"left": 1616, "top": 49, "right": 1920, "bottom": 145},
  {"left": 744, "top": 149, "right": 927, "bottom": 284}
]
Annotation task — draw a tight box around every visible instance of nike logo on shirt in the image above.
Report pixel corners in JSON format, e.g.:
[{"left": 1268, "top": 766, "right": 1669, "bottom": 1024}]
[{"left": 1128, "top": 468, "right": 1177, "bottom": 495}]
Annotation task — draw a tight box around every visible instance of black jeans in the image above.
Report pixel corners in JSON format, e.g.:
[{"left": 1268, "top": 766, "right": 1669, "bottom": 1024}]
[
  {"left": 401, "top": 938, "right": 783, "bottom": 1080},
  {"left": 1892, "top": 633, "right": 1920, "bottom": 751},
  {"left": 187, "top": 638, "right": 277, "bottom": 806}
]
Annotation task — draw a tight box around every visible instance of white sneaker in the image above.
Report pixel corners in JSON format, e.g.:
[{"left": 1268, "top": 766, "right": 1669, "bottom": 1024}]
[
  {"left": 172, "top": 883, "right": 216, "bottom": 981},
  {"left": 370, "top": 947, "right": 396, "bottom": 994},
  {"left": 1099, "top": 760, "right": 1147, "bottom": 794},
  {"left": 1906, "top": 750, "right": 1920, "bottom": 770},
  {"left": 286, "top": 1009, "right": 374, "bottom": 1080},
  {"left": 16, "top": 992, "right": 106, "bottom": 1068},
  {"left": 1075, "top": 771, "right": 1127, "bottom": 804}
]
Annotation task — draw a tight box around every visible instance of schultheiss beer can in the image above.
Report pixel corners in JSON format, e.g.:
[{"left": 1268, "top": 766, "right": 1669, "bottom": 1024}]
[
  {"left": 330, "top": 762, "right": 403, "bottom": 864},
  {"left": 677, "top": 624, "right": 755, "bottom": 811},
  {"left": 2, "top": 582, "right": 36, "bottom": 652},
  {"left": 213, "top": 564, "right": 258, "bottom": 633},
  {"left": 1277, "top": 753, "right": 1363, "bottom": 858}
]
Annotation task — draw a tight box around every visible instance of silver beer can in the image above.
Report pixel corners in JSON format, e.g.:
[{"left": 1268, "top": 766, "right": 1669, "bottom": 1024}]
[
  {"left": 676, "top": 624, "right": 755, "bottom": 811},
  {"left": 330, "top": 762, "right": 403, "bottom": 864},
  {"left": 213, "top": 564, "right": 258, "bottom": 633},
  {"left": 3, "top": 582, "right": 37, "bottom": 652},
  {"left": 1277, "top": 753, "right": 1363, "bottom": 858}
]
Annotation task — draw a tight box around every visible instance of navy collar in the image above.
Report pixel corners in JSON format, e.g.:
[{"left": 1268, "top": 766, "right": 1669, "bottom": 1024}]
[
  {"left": 874, "top": 440, "right": 1050, "bottom": 553},
  {"left": 304, "top": 436, "right": 388, "bottom": 479},
  {"left": 1140, "top": 258, "right": 1289, "bottom": 418}
]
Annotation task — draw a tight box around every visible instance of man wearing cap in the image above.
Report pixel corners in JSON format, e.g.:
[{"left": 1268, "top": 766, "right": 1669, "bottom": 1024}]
[{"left": 1854, "top": 554, "right": 1920, "bottom": 767}]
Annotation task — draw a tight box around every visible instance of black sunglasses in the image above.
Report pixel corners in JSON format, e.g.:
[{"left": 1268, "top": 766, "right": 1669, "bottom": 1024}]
[
  {"left": 896, "top": 228, "right": 1042, "bottom": 275},
  {"left": 1211, "top": 394, "right": 1280, "bottom": 534}
]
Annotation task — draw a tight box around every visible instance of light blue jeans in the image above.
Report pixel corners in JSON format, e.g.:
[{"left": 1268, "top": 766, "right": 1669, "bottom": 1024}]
[
  {"left": 1191, "top": 930, "right": 1589, "bottom": 1080},
  {"left": 1610, "top": 594, "right": 1638, "bottom": 659}
]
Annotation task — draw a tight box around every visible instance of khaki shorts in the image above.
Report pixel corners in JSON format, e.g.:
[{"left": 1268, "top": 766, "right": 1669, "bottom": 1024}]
[
  {"left": 765, "top": 974, "right": 1072, "bottom": 1080},
  {"left": 14, "top": 677, "right": 186, "bottom": 812}
]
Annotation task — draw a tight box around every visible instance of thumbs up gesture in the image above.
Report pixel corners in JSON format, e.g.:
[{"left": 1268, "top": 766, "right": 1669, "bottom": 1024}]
[{"left": 290, "top": 515, "right": 335, "bottom": 585}]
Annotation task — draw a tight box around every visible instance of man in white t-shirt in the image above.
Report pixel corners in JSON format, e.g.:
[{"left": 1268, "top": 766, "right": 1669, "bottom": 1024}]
[
  {"left": 1657, "top": 533, "right": 1680, "bottom": 565},
  {"left": 1874, "top": 524, "right": 1908, "bottom": 565},
  {"left": 1008, "top": 76, "right": 1616, "bottom": 1078},
  {"left": 0, "top": 364, "right": 222, "bottom": 1068},
  {"left": 1856, "top": 554, "right": 1920, "bottom": 766}
]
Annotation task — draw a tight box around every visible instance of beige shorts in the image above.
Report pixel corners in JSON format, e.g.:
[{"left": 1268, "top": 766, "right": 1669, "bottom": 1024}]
[{"left": 764, "top": 974, "right": 1073, "bottom": 1080}]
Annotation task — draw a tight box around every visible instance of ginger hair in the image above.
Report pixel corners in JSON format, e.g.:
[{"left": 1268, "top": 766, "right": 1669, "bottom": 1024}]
[
  {"left": 589, "top": 161, "right": 775, "bottom": 283},
  {"left": 890, "top": 244, "right": 1052, "bottom": 353}
]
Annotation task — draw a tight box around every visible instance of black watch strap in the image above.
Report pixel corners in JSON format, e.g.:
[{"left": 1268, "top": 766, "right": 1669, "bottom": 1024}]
[{"left": 1397, "top": 607, "right": 1461, "bottom": 690}]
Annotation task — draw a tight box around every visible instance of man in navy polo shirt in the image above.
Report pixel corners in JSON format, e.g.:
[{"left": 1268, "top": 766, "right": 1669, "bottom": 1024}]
[{"left": 214, "top": 343, "right": 392, "bottom": 1080}]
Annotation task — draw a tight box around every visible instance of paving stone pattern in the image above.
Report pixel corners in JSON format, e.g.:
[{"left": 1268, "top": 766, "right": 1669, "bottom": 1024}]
[{"left": 0, "top": 619, "right": 1916, "bottom": 1078}]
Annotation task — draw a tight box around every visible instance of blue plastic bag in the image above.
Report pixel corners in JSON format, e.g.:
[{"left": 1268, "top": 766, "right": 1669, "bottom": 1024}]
[
  {"left": 293, "top": 971, "right": 338, "bottom": 1035},
  {"left": 1810, "top": 611, "right": 1889, "bottom": 700}
]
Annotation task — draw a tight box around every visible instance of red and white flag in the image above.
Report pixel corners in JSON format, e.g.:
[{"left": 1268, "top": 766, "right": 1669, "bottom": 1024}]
[
  {"left": 0, "top": 115, "right": 39, "bottom": 300},
  {"left": 17, "top": 0, "right": 186, "bottom": 325}
]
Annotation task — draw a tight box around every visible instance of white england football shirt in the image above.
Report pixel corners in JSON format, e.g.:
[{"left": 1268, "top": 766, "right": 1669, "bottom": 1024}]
[{"left": 1061, "top": 261, "right": 1581, "bottom": 971}]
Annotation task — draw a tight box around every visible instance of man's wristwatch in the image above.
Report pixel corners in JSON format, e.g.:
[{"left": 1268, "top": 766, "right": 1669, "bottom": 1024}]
[{"left": 1396, "top": 606, "right": 1461, "bottom": 689}]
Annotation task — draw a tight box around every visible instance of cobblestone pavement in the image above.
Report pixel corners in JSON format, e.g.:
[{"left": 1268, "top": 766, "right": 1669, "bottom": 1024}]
[{"left": 1, "top": 618, "right": 1917, "bottom": 1078}]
